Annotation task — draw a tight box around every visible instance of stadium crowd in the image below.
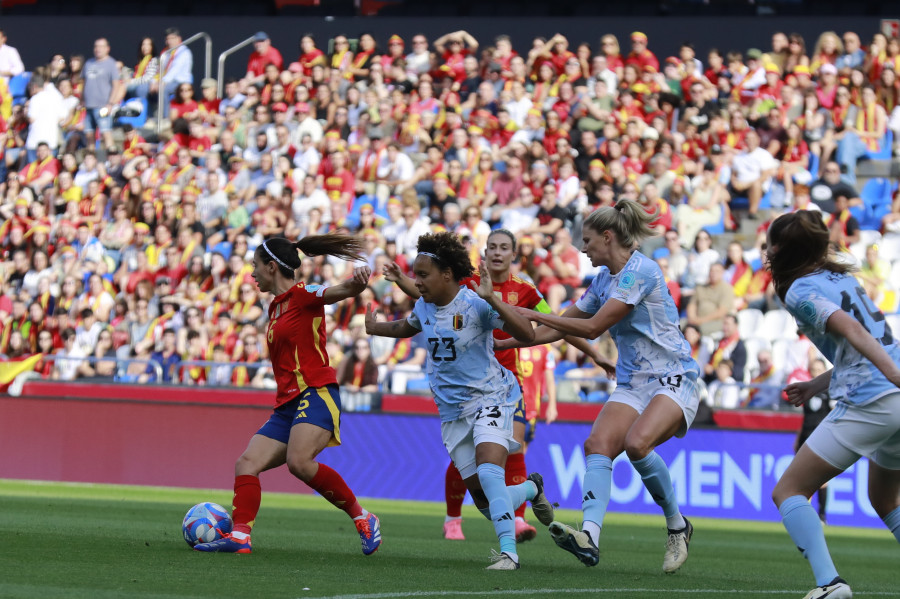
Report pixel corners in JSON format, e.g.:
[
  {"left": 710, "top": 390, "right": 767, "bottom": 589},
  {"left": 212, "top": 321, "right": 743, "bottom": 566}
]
[{"left": 2, "top": 25, "right": 900, "bottom": 409}]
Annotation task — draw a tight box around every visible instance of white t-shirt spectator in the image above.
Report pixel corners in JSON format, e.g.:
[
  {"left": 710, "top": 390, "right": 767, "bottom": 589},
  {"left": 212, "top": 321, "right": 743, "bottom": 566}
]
[{"left": 26, "top": 84, "right": 67, "bottom": 150}]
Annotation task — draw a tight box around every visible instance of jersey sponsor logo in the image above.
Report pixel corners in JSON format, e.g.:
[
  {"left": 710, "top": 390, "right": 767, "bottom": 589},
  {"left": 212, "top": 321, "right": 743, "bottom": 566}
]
[{"left": 452, "top": 313, "right": 464, "bottom": 330}]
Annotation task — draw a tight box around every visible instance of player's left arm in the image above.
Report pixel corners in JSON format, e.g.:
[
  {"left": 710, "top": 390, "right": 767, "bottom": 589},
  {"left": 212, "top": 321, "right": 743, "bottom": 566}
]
[
  {"left": 525, "top": 297, "right": 632, "bottom": 340},
  {"left": 322, "top": 265, "right": 372, "bottom": 304},
  {"left": 826, "top": 309, "right": 900, "bottom": 388},
  {"left": 474, "top": 263, "right": 534, "bottom": 343}
]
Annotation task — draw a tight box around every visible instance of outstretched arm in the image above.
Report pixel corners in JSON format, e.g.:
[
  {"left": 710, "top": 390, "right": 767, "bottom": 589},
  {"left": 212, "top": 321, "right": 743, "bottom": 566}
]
[
  {"left": 364, "top": 303, "right": 420, "bottom": 339},
  {"left": 383, "top": 261, "right": 421, "bottom": 299},
  {"left": 322, "top": 266, "right": 372, "bottom": 304},
  {"left": 525, "top": 298, "right": 631, "bottom": 340},
  {"left": 474, "top": 262, "right": 534, "bottom": 343}
]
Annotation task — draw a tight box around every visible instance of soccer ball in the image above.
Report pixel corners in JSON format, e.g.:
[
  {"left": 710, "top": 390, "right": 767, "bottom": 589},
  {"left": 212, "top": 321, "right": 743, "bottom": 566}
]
[{"left": 182, "top": 502, "right": 233, "bottom": 547}]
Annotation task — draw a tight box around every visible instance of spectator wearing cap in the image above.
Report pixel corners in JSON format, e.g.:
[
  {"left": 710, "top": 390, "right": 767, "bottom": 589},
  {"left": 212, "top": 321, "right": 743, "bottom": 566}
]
[
  {"left": 155, "top": 27, "right": 193, "bottom": 119},
  {"left": 244, "top": 31, "right": 283, "bottom": 87},
  {"left": 625, "top": 31, "right": 659, "bottom": 73},
  {"left": 734, "top": 49, "right": 766, "bottom": 104},
  {"left": 291, "top": 100, "right": 323, "bottom": 146},
  {"left": 381, "top": 34, "right": 406, "bottom": 72},
  {"left": 197, "top": 78, "right": 221, "bottom": 126}
]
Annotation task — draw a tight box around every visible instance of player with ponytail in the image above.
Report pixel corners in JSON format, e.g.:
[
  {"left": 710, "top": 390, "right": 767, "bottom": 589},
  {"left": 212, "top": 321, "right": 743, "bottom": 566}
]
[{"left": 194, "top": 233, "right": 383, "bottom": 556}]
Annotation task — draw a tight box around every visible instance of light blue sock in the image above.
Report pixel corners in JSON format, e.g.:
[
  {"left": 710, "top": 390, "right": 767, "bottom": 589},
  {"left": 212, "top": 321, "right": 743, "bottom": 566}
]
[
  {"left": 631, "top": 451, "right": 684, "bottom": 528},
  {"left": 883, "top": 505, "right": 900, "bottom": 543},
  {"left": 582, "top": 454, "right": 613, "bottom": 529},
  {"left": 507, "top": 479, "right": 537, "bottom": 512},
  {"left": 779, "top": 495, "right": 840, "bottom": 586},
  {"left": 477, "top": 463, "right": 516, "bottom": 556}
]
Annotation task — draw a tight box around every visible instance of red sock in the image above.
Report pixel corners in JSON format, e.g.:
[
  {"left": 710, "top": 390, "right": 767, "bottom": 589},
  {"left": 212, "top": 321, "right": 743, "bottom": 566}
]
[
  {"left": 506, "top": 453, "right": 528, "bottom": 518},
  {"left": 307, "top": 463, "right": 363, "bottom": 519},
  {"left": 231, "top": 474, "right": 261, "bottom": 535},
  {"left": 445, "top": 462, "right": 467, "bottom": 518}
]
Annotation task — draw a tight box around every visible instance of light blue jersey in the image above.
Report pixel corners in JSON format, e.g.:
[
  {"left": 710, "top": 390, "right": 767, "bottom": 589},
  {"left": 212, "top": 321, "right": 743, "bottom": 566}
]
[
  {"left": 576, "top": 251, "right": 699, "bottom": 386},
  {"left": 407, "top": 288, "right": 521, "bottom": 422},
  {"left": 785, "top": 270, "right": 900, "bottom": 406}
]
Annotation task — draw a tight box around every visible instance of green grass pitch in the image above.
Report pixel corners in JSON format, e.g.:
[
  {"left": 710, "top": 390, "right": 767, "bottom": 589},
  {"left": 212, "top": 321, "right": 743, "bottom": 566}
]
[{"left": 1, "top": 479, "right": 896, "bottom": 599}]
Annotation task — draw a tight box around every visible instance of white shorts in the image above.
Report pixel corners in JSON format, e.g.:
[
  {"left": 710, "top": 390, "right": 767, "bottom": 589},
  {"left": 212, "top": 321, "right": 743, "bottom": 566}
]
[
  {"left": 607, "top": 373, "right": 701, "bottom": 438},
  {"left": 441, "top": 404, "right": 519, "bottom": 479},
  {"left": 805, "top": 391, "right": 900, "bottom": 471}
]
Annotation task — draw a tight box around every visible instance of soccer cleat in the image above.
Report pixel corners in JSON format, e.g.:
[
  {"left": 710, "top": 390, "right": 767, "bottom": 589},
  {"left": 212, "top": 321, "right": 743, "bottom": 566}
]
[
  {"left": 527, "top": 472, "right": 555, "bottom": 526},
  {"left": 486, "top": 549, "right": 520, "bottom": 570},
  {"left": 663, "top": 517, "right": 693, "bottom": 573},
  {"left": 355, "top": 512, "right": 382, "bottom": 555},
  {"left": 443, "top": 518, "right": 465, "bottom": 540},
  {"left": 514, "top": 518, "right": 537, "bottom": 543},
  {"left": 801, "top": 577, "right": 852, "bottom": 599},
  {"left": 548, "top": 521, "right": 599, "bottom": 566},
  {"left": 193, "top": 533, "right": 252, "bottom": 554}
]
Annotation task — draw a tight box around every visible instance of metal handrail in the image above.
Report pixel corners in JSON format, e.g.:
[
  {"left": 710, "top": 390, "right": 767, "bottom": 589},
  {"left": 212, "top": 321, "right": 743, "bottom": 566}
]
[
  {"left": 157, "top": 31, "right": 213, "bottom": 134},
  {"left": 216, "top": 35, "right": 256, "bottom": 99},
  {"left": 34, "top": 354, "right": 164, "bottom": 383}
]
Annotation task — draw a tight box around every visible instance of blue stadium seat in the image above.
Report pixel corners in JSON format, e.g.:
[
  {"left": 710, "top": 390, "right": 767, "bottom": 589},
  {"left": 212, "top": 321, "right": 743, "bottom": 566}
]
[
  {"left": 729, "top": 187, "right": 772, "bottom": 212},
  {"left": 807, "top": 153, "right": 820, "bottom": 179},
  {"left": 115, "top": 97, "right": 148, "bottom": 129},
  {"left": 865, "top": 130, "right": 894, "bottom": 161},
  {"left": 701, "top": 207, "right": 726, "bottom": 235},
  {"left": 9, "top": 71, "right": 31, "bottom": 106},
  {"left": 857, "top": 178, "right": 897, "bottom": 230}
]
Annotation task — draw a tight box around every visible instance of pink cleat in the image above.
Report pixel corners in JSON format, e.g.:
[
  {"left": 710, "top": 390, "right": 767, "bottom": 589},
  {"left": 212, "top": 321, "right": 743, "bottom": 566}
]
[
  {"left": 443, "top": 518, "right": 465, "bottom": 540},
  {"left": 515, "top": 518, "right": 537, "bottom": 543}
]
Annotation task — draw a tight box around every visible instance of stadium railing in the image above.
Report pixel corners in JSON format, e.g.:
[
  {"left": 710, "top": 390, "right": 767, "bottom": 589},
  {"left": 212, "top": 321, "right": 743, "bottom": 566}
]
[
  {"left": 156, "top": 31, "right": 213, "bottom": 135},
  {"left": 216, "top": 35, "right": 257, "bottom": 99}
]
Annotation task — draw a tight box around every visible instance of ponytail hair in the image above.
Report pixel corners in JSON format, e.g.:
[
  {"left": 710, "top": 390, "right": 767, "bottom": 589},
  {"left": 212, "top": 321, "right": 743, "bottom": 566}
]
[
  {"left": 583, "top": 198, "right": 658, "bottom": 249},
  {"left": 768, "top": 210, "right": 854, "bottom": 301},
  {"left": 256, "top": 233, "right": 365, "bottom": 279}
]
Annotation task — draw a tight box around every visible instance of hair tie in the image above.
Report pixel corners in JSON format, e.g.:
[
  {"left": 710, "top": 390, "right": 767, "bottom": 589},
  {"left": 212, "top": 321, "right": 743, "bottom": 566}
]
[
  {"left": 262, "top": 240, "right": 292, "bottom": 271},
  {"left": 418, "top": 251, "right": 443, "bottom": 264}
]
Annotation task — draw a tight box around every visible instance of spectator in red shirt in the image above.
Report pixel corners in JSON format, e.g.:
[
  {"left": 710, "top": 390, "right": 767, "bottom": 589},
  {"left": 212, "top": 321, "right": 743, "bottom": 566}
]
[
  {"left": 434, "top": 30, "right": 479, "bottom": 84},
  {"left": 244, "top": 31, "right": 283, "bottom": 87},
  {"left": 625, "top": 31, "right": 659, "bottom": 73}
]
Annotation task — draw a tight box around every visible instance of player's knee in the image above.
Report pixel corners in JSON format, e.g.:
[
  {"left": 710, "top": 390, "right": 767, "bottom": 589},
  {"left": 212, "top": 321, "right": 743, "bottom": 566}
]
[
  {"left": 623, "top": 432, "right": 653, "bottom": 461},
  {"left": 286, "top": 456, "right": 316, "bottom": 482},
  {"left": 235, "top": 453, "right": 261, "bottom": 477},
  {"left": 584, "top": 436, "right": 612, "bottom": 457}
]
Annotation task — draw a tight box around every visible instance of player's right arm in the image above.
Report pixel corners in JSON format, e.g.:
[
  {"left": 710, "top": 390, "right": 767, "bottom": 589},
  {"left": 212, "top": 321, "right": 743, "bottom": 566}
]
[
  {"left": 383, "top": 261, "right": 421, "bottom": 299},
  {"left": 364, "top": 303, "right": 420, "bottom": 338},
  {"left": 496, "top": 305, "right": 592, "bottom": 350}
]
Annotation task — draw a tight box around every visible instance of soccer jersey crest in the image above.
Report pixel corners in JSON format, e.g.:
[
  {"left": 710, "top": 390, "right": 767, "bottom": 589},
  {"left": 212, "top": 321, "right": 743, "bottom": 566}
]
[
  {"left": 507, "top": 292, "right": 518, "bottom": 305},
  {"left": 453, "top": 314, "right": 464, "bottom": 330}
]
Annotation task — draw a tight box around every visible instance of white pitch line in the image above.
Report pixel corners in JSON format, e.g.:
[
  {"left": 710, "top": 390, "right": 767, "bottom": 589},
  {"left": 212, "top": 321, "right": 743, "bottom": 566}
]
[{"left": 297, "top": 588, "right": 899, "bottom": 599}]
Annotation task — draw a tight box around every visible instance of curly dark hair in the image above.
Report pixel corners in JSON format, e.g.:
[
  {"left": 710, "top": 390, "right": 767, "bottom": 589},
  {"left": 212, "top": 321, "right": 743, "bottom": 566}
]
[{"left": 416, "top": 231, "right": 474, "bottom": 282}]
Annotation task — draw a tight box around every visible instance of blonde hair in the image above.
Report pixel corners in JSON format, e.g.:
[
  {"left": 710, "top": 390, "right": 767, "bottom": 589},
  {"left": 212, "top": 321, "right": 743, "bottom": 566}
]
[{"left": 583, "top": 199, "right": 658, "bottom": 249}]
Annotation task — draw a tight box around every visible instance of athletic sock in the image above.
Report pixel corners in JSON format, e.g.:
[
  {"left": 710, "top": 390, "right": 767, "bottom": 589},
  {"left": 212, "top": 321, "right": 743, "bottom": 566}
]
[
  {"left": 883, "top": 505, "right": 900, "bottom": 543},
  {"left": 506, "top": 478, "right": 537, "bottom": 512},
  {"left": 779, "top": 495, "right": 840, "bottom": 586},
  {"left": 631, "top": 452, "right": 685, "bottom": 530},
  {"left": 505, "top": 453, "right": 528, "bottom": 518},
  {"left": 582, "top": 454, "right": 612, "bottom": 536},
  {"left": 231, "top": 474, "right": 261, "bottom": 535},
  {"left": 477, "top": 463, "right": 517, "bottom": 557},
  {"left": 307, "top": 463, "right": 363, "bottom": 519},
  {"left": 445, "top": 462, "right": 467, "bottom": 518}
]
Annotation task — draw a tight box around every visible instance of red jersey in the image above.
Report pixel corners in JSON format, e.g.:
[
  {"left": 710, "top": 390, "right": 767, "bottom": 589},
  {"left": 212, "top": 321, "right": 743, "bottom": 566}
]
[
  {"left": 460, "top": 273, "right": 550, "bottom": 384},
  {"left": 266, "top": 282, "right": 337, "bottom": 407},
  {"left": 518, "top": 344, "right": 554, "bottom": 420}
]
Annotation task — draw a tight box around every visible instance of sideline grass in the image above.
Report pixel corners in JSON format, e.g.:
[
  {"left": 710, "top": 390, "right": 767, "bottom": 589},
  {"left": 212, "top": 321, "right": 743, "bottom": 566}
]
[{"left": 1, "top": 479, "right": 896, "bottom": 599}]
